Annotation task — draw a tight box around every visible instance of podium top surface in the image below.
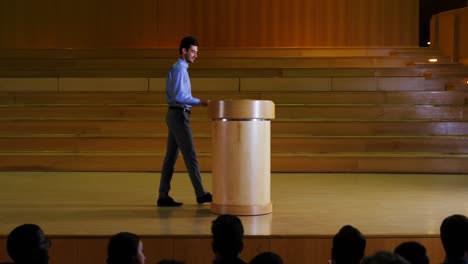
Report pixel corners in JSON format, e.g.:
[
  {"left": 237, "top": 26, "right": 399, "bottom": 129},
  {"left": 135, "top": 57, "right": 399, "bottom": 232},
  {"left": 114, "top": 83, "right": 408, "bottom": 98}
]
[{"left": 207, "top": 100, "right": 275, "bottom": 119}]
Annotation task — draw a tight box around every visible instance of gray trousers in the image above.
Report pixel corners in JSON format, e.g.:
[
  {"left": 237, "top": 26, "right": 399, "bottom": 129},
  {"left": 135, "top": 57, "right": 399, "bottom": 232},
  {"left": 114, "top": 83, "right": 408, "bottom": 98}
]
[{"left": 159, "top": 109, "right": 206, "bottom": 197}]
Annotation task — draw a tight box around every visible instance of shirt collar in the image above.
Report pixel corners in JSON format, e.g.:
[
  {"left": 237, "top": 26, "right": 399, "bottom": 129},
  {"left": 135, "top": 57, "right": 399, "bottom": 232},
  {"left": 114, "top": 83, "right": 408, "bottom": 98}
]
[{"left": 178, "top": 58, "right": 189, "bottom": 69}]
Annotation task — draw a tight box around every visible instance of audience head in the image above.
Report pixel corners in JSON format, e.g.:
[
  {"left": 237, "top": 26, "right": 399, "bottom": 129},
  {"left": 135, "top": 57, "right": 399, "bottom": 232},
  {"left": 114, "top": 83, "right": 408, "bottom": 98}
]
[
  {"left": 211, "top": 214, "right": 244, "bottom": 261},
  {"left": 7, "top": 224, "right": 50, "bottom": 264},
  {"left": 250, "top": 251, "right": 283, "bottom": 264},
  {"left": 394, "top": 241, "right": 429, "bottom": 264},
  {"left": 440, "top": 214, "right": 468, "bottom": 261},
  {"left": 107, "top": 232, "right": 145, "bottom": 264},
  {"left": 331, "top": 225, "right": 366, "bottom": 264},
  {"left": 361, "top": 251, "right": 410, "bottom": 264}
]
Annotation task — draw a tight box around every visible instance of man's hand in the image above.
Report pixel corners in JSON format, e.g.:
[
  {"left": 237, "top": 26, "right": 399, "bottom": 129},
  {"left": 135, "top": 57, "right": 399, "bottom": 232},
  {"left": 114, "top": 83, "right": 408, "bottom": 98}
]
[{"left": 200, "top": 99, "right": 210, "bottom": 106}]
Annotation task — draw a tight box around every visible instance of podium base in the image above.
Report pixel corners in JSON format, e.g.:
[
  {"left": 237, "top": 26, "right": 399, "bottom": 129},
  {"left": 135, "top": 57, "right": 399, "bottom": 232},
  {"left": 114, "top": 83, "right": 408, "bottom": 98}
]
[{"left": 210, "top": 203, "right": 272, "bottom": 216}]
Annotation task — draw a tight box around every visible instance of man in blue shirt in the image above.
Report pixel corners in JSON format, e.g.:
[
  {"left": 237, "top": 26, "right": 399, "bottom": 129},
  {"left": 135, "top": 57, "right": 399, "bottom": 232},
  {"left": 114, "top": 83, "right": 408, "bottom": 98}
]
[{"left": 157, "top": 36, "right": 212, "bottom": 207}]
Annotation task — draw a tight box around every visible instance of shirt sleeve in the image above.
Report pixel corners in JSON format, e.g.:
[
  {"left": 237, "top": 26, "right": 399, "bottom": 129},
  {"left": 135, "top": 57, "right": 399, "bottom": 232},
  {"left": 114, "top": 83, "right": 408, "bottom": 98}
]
[{"left": 170, "top": 67, "right": 201, "bottom": 105}]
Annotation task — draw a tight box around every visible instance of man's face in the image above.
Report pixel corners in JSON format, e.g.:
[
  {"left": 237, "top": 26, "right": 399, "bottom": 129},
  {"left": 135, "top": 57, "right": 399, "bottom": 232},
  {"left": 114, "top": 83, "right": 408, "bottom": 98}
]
[{"left": 182, "top": 45, "right": 198, "bottom": 64}]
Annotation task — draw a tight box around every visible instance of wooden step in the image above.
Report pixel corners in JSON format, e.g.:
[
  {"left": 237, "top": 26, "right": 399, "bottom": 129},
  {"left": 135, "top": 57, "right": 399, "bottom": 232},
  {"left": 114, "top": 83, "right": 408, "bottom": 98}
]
[
  {"left": 446, "top": 79, "right": 468, "bottom": 91},
  {"left": 389, "top": 48, "right": 443, "bottom": 56},
  {"left": 0, "top": 105, "right": 465, "bottom": 120},
  {"left": 260, "top": 91, "right": 466, "bottom": 104},
  {"left": 272, "top": 121, "right": 468, "bottom": 136},
  {"left": 0, "top": 152, "right": 467, "bottom": 173},
  {"left": 0, "top": 47, "right": 466, "bottom": 174},
  {"left": 274, "top": 105, "right": 467, "bottom": 120},
  {"left": 1, "top": 136, "right": 467, "bottom": 154},
  {"left": 0, "top": 48, "right": 449, "bottom": 60},
  {"left": 271, "top": 136, "right": 468, "bottom": 153},
  {"left": 0, "top": 57, "right": 445, "bottom": 71},
  {"left": 2, "top": 66, "right": 467, "bottom": 79},
  {"left": 0, "top": 77, "right": 454, "bottom": 92},
  {"left": 1, "top": 91, "right": 465, "bottom": 105},
  {"left": 1, "top": 120, "right": 468, "bottom": 136},
  {"left": 281, "top": 66, "right": 468, "bottom": 79},
  {"left": 0, "top": 48, "right": 400, "bottom": 59},
  {"left": 0, "top": 48, "right": 454, "bottom": 70}
]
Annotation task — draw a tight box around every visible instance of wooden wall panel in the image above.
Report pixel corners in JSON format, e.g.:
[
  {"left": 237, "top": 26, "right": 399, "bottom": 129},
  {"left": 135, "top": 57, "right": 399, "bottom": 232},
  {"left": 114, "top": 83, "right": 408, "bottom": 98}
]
[
  {"left": 0, "top": 0, "right": 418, "bottom": 48},
  {"left": 438, "top": 14, "right": 456, "bottom": 60},
  {"left": 157, "top": 0, "right": 240, "bottom": 48},
  {"left": 0, "top": 238, "right": 9, "bottom": 263},
  {"left": 234, "top": 0, "right": 418, "bottom": 47},
  {"left": 431, "top": 7, "right": 468, "bottom": 63},
  {"left": 0, "top": 0, "right": 159, "bottom": 48},
  {"left": 459, "top": 8, "right": 468, "bottom": 60},
  {"left": 0, "top": 78, "right": 58, "bottom": 92},
  {"left": 271, "top": 238, "right": 332, "bottom": 263}
]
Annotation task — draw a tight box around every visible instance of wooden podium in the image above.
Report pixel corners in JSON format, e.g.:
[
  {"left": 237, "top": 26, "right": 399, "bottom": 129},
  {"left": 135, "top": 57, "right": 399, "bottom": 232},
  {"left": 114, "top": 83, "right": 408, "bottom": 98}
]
[{"left": 207, "top": 100, "right": 275, "bottom": 215}]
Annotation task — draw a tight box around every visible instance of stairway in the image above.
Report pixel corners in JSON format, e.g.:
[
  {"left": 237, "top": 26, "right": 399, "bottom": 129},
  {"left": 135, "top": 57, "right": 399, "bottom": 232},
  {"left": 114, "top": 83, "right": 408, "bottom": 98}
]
[{"left": 0, "top": 48, "right": 467, "bottom": 173}]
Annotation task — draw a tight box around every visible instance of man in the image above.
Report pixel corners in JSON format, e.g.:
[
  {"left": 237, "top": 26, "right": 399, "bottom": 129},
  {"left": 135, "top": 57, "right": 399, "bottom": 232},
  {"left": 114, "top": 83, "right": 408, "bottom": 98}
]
[
  {"left": 440, "top": 214, "right": 468, "bottom": 264},
  {"left": 394, "top": 241, "right": 429, "bottom": 264},
  {"left": 330, "top": 225, "right": 366, "bottom": 264},
  {"left": 211, "top": 214, "right": 246, "bottom": 264},
  {"left": 157, "top": 36, "right": 212, "bottom": 207},
  {"left": 107, "top": 232, "right": 146, "bottom": 264},
  {"left": 361, "top": 251, "right": 410, "bottom": 264},
  {"left": 6, "top": 224, "right": 50, "bottom": 264}
]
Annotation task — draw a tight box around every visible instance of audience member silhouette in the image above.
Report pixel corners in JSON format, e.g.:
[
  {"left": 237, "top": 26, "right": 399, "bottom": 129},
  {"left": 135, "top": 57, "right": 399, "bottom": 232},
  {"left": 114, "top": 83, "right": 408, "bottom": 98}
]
[
  {"left": 440, "top": 214, "right": 468, "bottom": 264},
  {"left": 330, "top": 225, "right": 366, "bottom": 264},
  {"left": 361, "top": 251, "right": 410, "bottom": 264},
  {"left": 394, "top": 241, "right": 429, "bottom": 264},
  {"left": 6, "top": 224, "right": 50, "bottom": 264},
  {"left": 211, "top": 214, "right": 246, "bottom": 264},
  {"left": 107, "top": 232, "right": 145, "bottom": 264},
  {"left": 249, "top": 251, "right": 283, "bottom": 264}
]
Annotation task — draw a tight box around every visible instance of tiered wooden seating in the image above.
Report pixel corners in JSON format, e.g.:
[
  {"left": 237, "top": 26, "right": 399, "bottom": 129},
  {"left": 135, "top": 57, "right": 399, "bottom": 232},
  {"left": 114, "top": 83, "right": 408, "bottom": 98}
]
[{"left": 0, "top": 48, "right": 468, "bottom": 173}]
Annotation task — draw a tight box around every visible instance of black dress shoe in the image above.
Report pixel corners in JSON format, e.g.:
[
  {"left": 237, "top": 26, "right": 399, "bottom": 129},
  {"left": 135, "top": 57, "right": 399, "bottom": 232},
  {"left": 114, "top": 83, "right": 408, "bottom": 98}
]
[
  {"left": 157, "top": 197, "right": 183, "bottom": 207},
  {"left": 196, "top": 192, "right": 212, "bottom": 204}
]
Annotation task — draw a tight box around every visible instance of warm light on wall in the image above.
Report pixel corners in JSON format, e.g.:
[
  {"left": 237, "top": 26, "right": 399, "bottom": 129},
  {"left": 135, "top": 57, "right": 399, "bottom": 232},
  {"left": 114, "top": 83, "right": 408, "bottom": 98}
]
[{"left": 428, "top": 58, "right": 438, "bottom": 63}]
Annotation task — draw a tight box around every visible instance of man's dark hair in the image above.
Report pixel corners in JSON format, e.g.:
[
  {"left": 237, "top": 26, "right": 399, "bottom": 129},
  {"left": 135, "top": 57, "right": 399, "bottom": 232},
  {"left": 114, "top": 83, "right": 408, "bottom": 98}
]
[
  {"left": 361, "top": 251, "right": 410, "bottom": 264},
  {"left": 440, "top": 214, "right": 468, "bottom": 261},
  {"left": 331, "top": 225, "right": 366, "bottom": 264},
  {"left": 250, "top": 251, "right": 283, "bottom": 264},
  {"left": 394, "top": 241, "right": 429, "bottom": 264},
  {"left": 211, "top": 214, "right": 244, "bottom": 259},
  {"left": 179, "top": 36, "right": 198, "bottom": 54},
  {"left": 7, "top": 224, "right": 50, "bottom": 264},
  {"left": 107, "top": 232, "right": 141, "bottom": 264}
]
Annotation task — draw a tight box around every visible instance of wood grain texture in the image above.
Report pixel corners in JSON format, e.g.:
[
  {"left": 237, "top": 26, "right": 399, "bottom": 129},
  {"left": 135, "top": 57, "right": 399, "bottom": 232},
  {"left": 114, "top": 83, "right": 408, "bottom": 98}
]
[
  {"left": 0, "top": 0, "right": 419, "bottom": 48},
  {"left": 431, "top": 7, "right": 468, "bottom": 63},
  {"left": 0, "top": 171, "right": 460, "bottom": 264}
]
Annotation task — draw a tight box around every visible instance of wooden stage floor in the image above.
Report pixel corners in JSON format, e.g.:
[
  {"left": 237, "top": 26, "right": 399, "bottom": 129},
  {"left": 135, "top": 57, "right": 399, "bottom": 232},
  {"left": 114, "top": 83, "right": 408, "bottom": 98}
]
[
  {"left": 0, "top": 172, "right": 467, "bottom": 263},
  {"left": 0, "top": 171, "right": 467, "bottom": 237}
]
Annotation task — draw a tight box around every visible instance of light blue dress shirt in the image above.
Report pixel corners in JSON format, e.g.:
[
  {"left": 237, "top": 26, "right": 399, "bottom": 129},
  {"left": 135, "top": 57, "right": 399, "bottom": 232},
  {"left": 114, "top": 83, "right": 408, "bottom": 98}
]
[{"left": 166, "top": 58, "right": 200, "bottom": 109}]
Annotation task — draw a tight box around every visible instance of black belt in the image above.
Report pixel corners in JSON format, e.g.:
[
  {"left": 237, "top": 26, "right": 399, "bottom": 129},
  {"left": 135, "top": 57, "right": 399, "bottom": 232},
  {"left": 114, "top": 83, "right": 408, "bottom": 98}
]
[{"left": 169, "top": 106, "right": 191, "bottom": 113}]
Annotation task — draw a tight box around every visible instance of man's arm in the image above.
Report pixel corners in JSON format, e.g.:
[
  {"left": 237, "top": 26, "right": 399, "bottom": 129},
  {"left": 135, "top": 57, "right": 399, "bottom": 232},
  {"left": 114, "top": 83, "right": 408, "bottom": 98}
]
[{"left": 171, "top": 68, "right": 201, "bottom": 105}]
